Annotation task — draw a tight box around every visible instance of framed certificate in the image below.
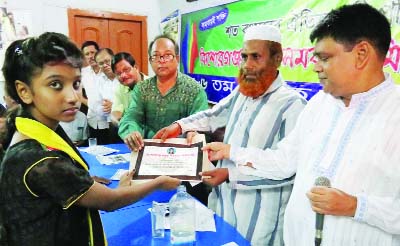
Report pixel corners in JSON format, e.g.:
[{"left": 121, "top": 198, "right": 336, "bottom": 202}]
[{"left": 133, "top": 141, "right": 203, "bottom": 180}]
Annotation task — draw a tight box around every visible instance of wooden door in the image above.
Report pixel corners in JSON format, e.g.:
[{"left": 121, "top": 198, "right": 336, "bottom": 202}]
[
  {"left": 74, "top": 16, "right": 109, "bottom": 48},
  {"left": 109, "top": 19, "right": 143, "bottom": 64},
  {"left": 68, "top": 9, "right": 148, "bottom": 74}
]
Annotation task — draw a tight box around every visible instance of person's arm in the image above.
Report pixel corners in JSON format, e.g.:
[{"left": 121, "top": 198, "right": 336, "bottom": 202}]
[
  {"left": 200, "top": 93, "right": 306, "bottom": 187},
  {"left": 306, "top": 186, "right": 400, "bottom": 235},
  {"left": 111, "top": 86, "right": 124, "bottom": 125},
  {"left": 188, "top": 87, "right": 209, "bottom": 115},
  {"left": 202, "top": 105, "right": 303, "bottom": 181},
  {"left": 227, "top": 96, "right": 306, "bottom": 185},
  {"left": 77, "top": 171, "right": 180, "bottom": 211},
  {"left": 307, "top": 186, "right": 357, "bottom": 217},
  {"left": 118, "top": 85, "right": 145, "bottom": 139},
  {"left": 26, "top": 156, "right": 180, "bottom": 212},
  {"left": 350, "top": 193, "right": 400, "bottom": 234},
  {"left": 111, "top": 111, "right": 122, "bottom": 125},
  {"left": 154, "top": 89, "right": 239, "bottom": 141},
  {"left": 118, "top": 85, "right": 145, "bottom": 151},
  {"left": 102, "top": 99, "right": 112, "bottom": 114}
]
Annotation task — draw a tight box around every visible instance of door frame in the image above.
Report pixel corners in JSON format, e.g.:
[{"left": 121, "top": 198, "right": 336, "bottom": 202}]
[{"left": 68, "top": 8, "right": 148, "bottom": 74}]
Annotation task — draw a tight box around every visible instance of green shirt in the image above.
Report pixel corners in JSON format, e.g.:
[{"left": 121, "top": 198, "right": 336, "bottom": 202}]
[
  {"left": 118, "top": 72, "right": 208, "bottom": 139},
  {"left": 112, "top": 73, "right": 149, "bottom": 114}
]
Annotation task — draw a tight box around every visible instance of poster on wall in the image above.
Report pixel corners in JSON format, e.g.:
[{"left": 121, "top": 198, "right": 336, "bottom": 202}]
[
  {"left": 0, "top": 2, "right": 32, "bottom": 52},
  {"left": 180, "top": 0, "right": 400, "bottom": 103},
  {"left": 160, "top": 9, "right": 180, "bottom": 42}
]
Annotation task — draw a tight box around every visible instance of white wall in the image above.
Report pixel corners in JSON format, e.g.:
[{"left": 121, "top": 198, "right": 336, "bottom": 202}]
[
  {"left": 159, "top": 0, "right": 239, "bottom": 17},
  {"left": 7, "top": 0, "right": 162, "bottom": 39},
  {"left": 0, "top": 0, "right": 239, "bottom": 102},
  {"left": 1, "top": 0, "right": 163, "bottom": 100}
]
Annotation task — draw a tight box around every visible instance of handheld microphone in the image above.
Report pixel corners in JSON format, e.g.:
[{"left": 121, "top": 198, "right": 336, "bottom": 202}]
[{"left": 314, "top": 176, "right": 331, "bottom": 246}]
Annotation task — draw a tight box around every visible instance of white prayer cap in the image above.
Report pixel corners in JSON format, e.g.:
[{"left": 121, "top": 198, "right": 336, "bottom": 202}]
[{"left": 243, "top": 25, "right": 281, "bottom": 44}]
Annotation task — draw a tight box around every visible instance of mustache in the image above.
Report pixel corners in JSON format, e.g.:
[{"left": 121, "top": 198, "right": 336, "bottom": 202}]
[{"left": 239, "top": 69, "right": 260, "bottom": 81}]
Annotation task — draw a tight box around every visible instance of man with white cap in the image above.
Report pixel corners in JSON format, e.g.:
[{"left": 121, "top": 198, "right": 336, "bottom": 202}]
[{"left": 154, "top": 24, "right": 306, "bottom": 245}]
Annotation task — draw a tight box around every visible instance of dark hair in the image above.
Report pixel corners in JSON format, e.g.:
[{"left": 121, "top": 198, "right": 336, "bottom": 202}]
[
  {"left": 310, "top": 3, "right": 391, "bottom": 60},
  {"left": 94, "top": 48, "right": 114, "bottom": 61},
  {"left": 264, "top": 41, "right": 283, "bottom": 67},
  {"left": 0, "top": 104, "right": 6, "bottom": 118},
  {"left": 81, "top": 40, "right": 99, "bottom": 51},
  {"left": 267, "top": 41, "right": 282, "bottom": 58},
  {"left": 148, "top": 34, "right": 179, "bottom": 57},
  {"left": 111, "top": 52, "right": 136, "bottom": 73},
  {"left": 2, "top": 32, "right": 83, "bottom": 106}
]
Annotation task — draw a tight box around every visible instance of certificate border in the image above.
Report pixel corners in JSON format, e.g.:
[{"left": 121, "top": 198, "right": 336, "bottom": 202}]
[{"left": 133, "top": 141, "right": 203, "bottom": 180}]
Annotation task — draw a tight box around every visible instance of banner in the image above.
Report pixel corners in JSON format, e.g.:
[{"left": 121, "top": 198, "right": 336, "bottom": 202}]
[
  {"left": 180, "top": 0, "right": 400, "bottom": 103},
  {"left": 160, "top": 9, "right": 180, "bottom": 42}
]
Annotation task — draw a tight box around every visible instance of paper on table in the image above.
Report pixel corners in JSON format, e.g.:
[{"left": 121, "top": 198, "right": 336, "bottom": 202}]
[
  {"left": 96, "top": 153, "right": 131, "bottom": 165},
  {"left": 110, "top": 169, "right": 129, "bottom": 180},
  {"left": 148, "top": 200, "right": 216, "bottom": 232},
  {"left": 221, "top": 242, "right": 239, "bottom": 246},
  {"left": 80, "top": 145, "right": 119, "bottom": 156}
]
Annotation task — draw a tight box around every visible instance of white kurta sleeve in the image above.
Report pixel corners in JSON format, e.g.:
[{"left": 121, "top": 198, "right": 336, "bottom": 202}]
[
  {"left": 178, "top": 89, "right": 240, "bottom": 133},
  {"left": 229, "top": 96, "right": 311, "bottom": 180},
  {"left": 355, "top": 194, "right": 400, "bottom": 234}
]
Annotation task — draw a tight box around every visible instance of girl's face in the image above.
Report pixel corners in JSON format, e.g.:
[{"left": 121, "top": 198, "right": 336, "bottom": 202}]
[{"left": 17, "top": 63, "right": 82, "bottom": 130}]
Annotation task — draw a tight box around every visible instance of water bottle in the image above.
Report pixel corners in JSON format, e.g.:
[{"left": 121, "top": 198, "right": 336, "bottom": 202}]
[{"left": 169, "top": 185, "right": 196, "bottom": 245}]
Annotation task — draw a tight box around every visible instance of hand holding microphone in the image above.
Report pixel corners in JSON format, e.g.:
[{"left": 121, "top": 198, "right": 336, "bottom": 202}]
[
  {"left": 307, "top": 177, "right": 358, "bottom": 246},
  {"left": 313, "top": 177, "right": 331, "bottom": 246}
]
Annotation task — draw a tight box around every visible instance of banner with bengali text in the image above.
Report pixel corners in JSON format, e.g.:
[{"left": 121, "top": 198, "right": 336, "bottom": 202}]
[{"left": 180, "top": 0, "right": 400, "bottom": 103}]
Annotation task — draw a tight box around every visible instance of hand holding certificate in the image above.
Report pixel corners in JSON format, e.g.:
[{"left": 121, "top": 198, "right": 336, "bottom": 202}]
[{"left": 130, "top": 134, "right": 213, "bottom": 182}]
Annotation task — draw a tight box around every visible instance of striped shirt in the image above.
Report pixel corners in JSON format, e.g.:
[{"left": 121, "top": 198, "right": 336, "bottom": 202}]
[
  {"left": 231, "top": 74, "right": 400, "bottom": 246},
  {"left": 179, "top": 75, "right": 306, "bottom": 245}
]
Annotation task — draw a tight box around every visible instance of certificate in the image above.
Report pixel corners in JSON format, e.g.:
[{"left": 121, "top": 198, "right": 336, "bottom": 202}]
[{"left": 133, "top": 141, "right": 203, "bottom": 180}]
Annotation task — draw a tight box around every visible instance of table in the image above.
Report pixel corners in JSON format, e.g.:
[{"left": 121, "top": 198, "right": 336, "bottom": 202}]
[{"left": 80, "top": 144, "right": 250, "bottom": 246}]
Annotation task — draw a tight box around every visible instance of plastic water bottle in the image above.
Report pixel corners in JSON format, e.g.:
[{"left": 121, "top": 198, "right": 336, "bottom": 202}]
[{"left": 169, "top": 185, "right": 196, "bottom": 245}]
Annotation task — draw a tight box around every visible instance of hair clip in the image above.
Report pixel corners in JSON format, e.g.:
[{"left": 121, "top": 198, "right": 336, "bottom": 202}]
[{"left": 14, "top": 47, "right": 23, "bottom": 56}]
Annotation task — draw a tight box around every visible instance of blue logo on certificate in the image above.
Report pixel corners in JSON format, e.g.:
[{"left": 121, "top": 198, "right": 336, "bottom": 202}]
[{"left": 167, "top": 147, "right": 176, "bottom": 155}]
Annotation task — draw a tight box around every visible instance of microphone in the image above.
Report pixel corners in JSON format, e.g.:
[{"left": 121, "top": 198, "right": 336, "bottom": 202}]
[{"left": 314, "top": 176, "right": 331, "bottom": 246}]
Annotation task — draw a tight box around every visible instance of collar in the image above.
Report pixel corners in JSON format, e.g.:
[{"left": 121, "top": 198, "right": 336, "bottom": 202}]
[
  {"left": 15, "top": 117, "right": 88, "bottom": 170},
  {"left": 255, "top": 72, "right": 283, "bottom": 99},
  {"left": 345, "top": 73, "right": 394, "bottom": 107}
]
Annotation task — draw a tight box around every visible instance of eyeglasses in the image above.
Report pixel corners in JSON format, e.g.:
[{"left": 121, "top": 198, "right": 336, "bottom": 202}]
[
  {"left": 149, "top": 54, "right": 175, "bottom": 63},
  {"left": 116, "top": 66, "right": 133, "bottom": 78},
  {"left": 97, "top": 59, "right": 111, "bottom": 67}
]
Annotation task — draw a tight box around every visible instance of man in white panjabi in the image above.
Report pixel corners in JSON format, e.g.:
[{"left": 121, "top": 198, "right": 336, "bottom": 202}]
[
  {"left": 202, "top": 4, "right": 400, "bottom": 246},
  {"left": 88, "top": 48, "right": 119, "bottom": 144},
  {"left": 154, "top": 25, "right": 306, "bottom": 245}
]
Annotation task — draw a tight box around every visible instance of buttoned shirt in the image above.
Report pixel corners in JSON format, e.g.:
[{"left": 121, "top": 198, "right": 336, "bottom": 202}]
[
  {"left": 87, "top": 73, "right": 119, "bottom": 129},
  {"left": 112, "top": 73, "right": 149, "bottom": 114}
]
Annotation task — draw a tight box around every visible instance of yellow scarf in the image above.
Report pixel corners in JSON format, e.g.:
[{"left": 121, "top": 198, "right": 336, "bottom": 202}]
[
  {"left": 16, "top": 117, "right": 107, "bottom": 245},
  {"left": 15, "top": 117, "right": 88, "bottom": 170}
]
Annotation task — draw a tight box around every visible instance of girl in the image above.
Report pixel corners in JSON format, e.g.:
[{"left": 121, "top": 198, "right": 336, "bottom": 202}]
[{"left": 0, "top": 32, "right": 180, "bottom": 246}]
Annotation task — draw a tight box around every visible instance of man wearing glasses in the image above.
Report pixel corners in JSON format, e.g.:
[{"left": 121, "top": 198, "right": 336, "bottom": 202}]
[
  {"left": 118, "top": 35, "right": 208, "bottom": 152},
  {"left": 88, "top": 48, "right": 119, "bottom": 144},
  {"left": 110, "top": 52, "right": 148, "bottom": 125}
]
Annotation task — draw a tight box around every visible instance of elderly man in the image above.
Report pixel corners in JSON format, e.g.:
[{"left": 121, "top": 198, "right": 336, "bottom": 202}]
[
  {"left": 118, "top": 34, "right": 208, "bottom": 151},
  {"left": 154, "top": 25, "right": 306, "bottom": 245},
  {"left": 202, "top": 4, "right": 400, "bottom": 246},
  {"left": 110, "top": 52, "right": 148, "bottom": 124},
  {"left": 88, "top": 48, "right": 119, "bottom": 144}
]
